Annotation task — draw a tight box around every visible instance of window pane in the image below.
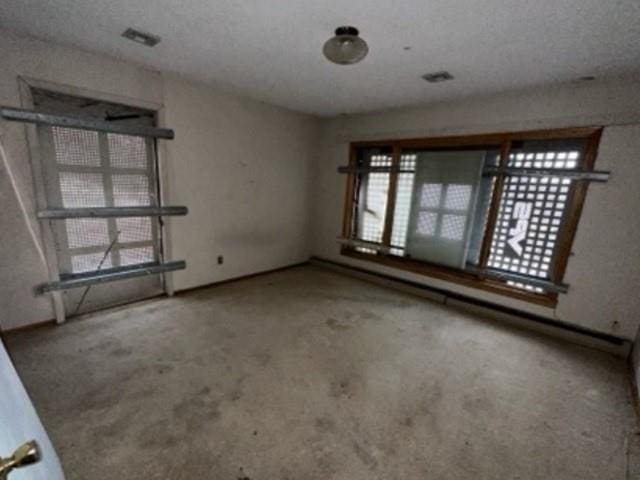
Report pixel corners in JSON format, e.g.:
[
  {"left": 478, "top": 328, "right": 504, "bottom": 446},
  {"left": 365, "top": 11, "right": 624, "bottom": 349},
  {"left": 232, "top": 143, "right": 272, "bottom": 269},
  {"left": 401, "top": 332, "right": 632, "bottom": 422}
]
[
  {"left": 108, "top": 133, "right": 148, "bottom": 169},
  {"left": 355, "top": 148, "right": 392, "bottom": 244},
  {"left": 71, "top": 252, "right": 112, "bottom": 273},
  {"left": 488, "top": 175, "right": 571, "bottom": 281},
  {"left": 403, "top": 149, "right": 491, "bottom": 268},
  {"left": 508, "top": 139, "right": 585, "bottom": 169},
  {"left": 387, "top": 149, "right": 499, "bottom": 262},
  {"left": 52, "top": 127, "right": 101, "bottom": 166},
  {"left": 466, "top": 176, "right": 496, "bottom": 266},
  {"left": 116, "top": 217, "right": 153, "bottom": 243},
  {"left": 390, "top": 153, "right": 418, "bottom": 253},
  {"left": 420, "top": 183, "right": 442, "bottom": 208},
  {"left": 65, "top": 218, "right": 109, "bottom": 249},
  {"left": 59, "top": 172, "right": 106, "bottom": 208},
  {"left": 416, "top": 211, "right": 438, "bottom": 236},
  {"left": 119, "top": 246, "right": 155, "bottom": 266},
  {"left": 112, "top": 174, "right": 150, "bottom": 206},
  {"left": 487, "top": 139, "right": 586, "bottom": 291}
]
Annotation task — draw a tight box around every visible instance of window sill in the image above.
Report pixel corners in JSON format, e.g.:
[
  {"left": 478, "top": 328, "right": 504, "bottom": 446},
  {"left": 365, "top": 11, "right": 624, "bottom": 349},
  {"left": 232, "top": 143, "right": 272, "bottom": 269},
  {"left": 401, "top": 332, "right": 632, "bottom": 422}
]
[{"left": 341, "top": 247, "right": 558, "bottom": 308}]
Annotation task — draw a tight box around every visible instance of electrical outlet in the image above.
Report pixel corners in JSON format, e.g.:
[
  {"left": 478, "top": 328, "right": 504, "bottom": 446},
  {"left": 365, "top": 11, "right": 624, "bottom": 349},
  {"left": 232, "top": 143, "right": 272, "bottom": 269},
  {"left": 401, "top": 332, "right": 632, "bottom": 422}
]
[{"left": 217, "top": 255, "right": 224, "bottom": 265}]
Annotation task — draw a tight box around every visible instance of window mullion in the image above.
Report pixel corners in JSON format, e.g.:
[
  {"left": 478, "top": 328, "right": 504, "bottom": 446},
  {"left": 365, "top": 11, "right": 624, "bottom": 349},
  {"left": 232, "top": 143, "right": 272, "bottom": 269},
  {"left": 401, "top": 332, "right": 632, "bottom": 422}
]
[
  {"left": 342, "top": 145, "right": 359, "bottom": 241},
  {"left": 550, "top": 131, "right": 602, "bottom": 283},
  {"left": 381, "top": 145, "right": 401, "bottom": 248},
  {"left": 99, "top": 132, "right": 120, "bottom": 267},
  {"left": 478, "top": 140, "right": 511, "bottom": 269}
]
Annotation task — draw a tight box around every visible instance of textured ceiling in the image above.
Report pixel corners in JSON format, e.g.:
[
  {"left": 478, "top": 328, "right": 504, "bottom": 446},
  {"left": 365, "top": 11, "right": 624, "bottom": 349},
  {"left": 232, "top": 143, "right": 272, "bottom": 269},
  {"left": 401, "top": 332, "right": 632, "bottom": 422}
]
[{"left": 1, "top": 0, "right": 639, "bottom": 116}]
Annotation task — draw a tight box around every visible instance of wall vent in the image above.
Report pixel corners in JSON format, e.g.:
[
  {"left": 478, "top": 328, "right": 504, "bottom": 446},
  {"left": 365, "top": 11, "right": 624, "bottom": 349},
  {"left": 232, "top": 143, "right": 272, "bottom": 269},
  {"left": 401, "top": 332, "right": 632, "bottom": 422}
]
[
  {"left": 122, "top": 28, "right": 161, "bottom": 47},
  {"left": 422, "top": 71, "right": 454, "bottom": 83}
]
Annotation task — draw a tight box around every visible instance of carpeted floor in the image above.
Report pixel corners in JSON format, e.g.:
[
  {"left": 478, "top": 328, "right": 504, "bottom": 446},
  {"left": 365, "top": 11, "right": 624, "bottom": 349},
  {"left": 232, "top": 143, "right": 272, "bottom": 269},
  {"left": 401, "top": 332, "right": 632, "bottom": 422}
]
[{"left": 4, "top": 265, "right": 637, "bottom": 479}]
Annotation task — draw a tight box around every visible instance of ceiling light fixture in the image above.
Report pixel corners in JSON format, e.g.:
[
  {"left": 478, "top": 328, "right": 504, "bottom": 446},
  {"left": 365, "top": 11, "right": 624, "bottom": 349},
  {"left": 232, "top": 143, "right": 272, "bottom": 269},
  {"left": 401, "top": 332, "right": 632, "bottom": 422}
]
[{"left": 323, "top": 26, "right": 369, "bottom": 65}]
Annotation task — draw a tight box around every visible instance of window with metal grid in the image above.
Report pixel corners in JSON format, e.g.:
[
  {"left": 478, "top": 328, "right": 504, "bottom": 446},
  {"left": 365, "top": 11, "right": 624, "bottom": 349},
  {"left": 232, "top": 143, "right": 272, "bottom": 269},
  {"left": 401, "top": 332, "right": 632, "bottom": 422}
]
[
  {"left": 389, "top": 154, "right": 416, "bottom": 256},
  {"left": 487, "top": 146, "right": 580, "bottom": 293},
  {"left": 343, "top": 132, "right": 600, "bottom": 302},
  {"left": 356, "top": 153, "right": 392, "bottom": 247},
  {"left": 43, "top": 125, "right": 160, "bottom": 275}
]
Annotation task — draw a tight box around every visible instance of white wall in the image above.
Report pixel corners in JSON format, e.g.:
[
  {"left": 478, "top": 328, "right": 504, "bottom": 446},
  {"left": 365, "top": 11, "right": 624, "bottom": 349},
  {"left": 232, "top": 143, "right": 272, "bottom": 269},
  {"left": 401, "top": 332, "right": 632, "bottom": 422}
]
[
  {"left": 161, "top": 75, "right": 319, "bottom": 290},
  {"left": 311, "top": 80, "right": 640, "bottom": 340},
  {"left": 0, "top": 29, "right": 318, "bottom": 330}
]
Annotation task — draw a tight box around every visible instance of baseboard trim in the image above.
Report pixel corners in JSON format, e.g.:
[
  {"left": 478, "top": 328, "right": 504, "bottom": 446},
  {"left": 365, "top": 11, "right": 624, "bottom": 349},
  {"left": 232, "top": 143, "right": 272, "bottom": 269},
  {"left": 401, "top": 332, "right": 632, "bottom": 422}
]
[
  {"left": 2, "top": 262, "right": 311, "bottom": 334},
  {"left": 1, "top": 318, "right": 56, "bottom": 335},
  {"left": 311, "top": 256, "right": 630, "bottom": 356},
  {"left": 174, "top": 261, "right": 310, "bottom": 296}
]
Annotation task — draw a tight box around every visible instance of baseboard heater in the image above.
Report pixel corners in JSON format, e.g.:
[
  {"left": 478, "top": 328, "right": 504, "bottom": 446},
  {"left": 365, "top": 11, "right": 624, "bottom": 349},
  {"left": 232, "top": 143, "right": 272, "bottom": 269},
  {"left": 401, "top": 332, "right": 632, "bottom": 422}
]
[{"left": 310, "top": 256, "right": 628, "bottom": 353}]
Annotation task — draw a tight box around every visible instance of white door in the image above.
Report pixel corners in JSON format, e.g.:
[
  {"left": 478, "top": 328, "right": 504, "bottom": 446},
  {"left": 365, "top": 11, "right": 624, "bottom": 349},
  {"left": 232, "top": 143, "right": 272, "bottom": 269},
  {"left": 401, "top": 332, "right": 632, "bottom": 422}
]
[{"left": 0, "top": 340, "right": 65, "bottom": 480}]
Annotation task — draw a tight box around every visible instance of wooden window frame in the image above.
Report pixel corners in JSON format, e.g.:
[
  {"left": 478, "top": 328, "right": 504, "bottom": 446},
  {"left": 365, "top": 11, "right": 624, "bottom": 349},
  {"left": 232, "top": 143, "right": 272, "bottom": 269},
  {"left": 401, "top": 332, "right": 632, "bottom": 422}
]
[{"left": 341, "top": 127, "right": 603, "bottom": 307}]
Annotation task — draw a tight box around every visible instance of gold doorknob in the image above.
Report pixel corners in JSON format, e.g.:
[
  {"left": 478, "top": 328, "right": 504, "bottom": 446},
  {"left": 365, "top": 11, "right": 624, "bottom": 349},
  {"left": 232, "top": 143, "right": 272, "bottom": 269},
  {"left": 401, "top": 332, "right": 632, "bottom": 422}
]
[{"left": 0, "top": 440, "right": 41, "bottom": 480}]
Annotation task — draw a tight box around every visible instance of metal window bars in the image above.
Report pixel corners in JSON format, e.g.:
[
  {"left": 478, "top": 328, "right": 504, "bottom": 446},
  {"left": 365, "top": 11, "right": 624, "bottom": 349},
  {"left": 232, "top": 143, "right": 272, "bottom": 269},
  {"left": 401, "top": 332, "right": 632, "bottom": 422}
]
[
  {"left": 335, "top": 237, "right": 569, "bottom": 294},
  {"left": 1, "top": 105, "right": 187, "bottom": 293},
  {"left": 337, "top": 151, "right": 610, "bottom": 294}
]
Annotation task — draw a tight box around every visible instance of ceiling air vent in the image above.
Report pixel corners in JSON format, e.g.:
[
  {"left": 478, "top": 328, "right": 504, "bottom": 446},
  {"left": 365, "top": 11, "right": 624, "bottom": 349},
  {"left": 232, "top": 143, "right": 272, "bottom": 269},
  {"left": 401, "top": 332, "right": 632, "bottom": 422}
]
[
  {"left": 422, "top": 71, "right": 454, "bottom": 83},
  {"left": 122, "top": 28, "right": 161, "bottom": 47}
]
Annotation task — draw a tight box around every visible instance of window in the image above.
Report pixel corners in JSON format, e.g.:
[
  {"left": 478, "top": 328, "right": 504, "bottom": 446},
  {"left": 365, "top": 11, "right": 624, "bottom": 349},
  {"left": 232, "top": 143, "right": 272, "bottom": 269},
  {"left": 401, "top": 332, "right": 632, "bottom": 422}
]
[
  {"left": 341, "top": 128, "right": 603, "bottom": 305},
  {"left": 48, "top": 128, "right": 159, "bottom": 274}
]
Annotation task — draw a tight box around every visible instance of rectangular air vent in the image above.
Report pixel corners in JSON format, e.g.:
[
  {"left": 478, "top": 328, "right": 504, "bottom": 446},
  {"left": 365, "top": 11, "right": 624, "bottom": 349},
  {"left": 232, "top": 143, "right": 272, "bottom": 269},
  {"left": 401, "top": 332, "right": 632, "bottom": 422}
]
[
  {"left": 422, "top": 71, "right": 454, "bottom": 83},
  {"left": 122, "top": 28, "right": 161, "bottom": 47}
]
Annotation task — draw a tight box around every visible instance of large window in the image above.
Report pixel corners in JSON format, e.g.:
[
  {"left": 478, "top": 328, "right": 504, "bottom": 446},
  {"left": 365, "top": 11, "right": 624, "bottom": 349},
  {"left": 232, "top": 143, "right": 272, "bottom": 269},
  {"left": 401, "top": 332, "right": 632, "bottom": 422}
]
[{"left": 340, "top": 128, "right": 604, "bottom": 305}]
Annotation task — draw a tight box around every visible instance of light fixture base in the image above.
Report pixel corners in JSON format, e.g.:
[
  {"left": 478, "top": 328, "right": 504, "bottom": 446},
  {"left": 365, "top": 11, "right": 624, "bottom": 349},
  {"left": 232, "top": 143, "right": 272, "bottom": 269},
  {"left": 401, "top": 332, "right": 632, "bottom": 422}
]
[
  {"left": 323, "top": 25, "right": 369, "bottom": 65},
  {"left": 335, "top": 26, "right": 359, "bottom": 37}
]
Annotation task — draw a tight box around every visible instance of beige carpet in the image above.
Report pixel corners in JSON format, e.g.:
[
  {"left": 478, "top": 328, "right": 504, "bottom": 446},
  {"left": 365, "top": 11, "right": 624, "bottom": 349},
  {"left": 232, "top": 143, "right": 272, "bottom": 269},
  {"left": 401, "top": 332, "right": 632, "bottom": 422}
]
[{"left": 4, "top": 265, "right": 637, "bottom": 479}]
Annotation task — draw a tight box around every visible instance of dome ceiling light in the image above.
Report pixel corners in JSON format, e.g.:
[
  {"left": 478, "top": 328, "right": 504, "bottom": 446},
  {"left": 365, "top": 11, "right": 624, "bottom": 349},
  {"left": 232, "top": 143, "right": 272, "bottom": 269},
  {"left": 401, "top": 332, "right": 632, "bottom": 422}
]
[{"left": 323, "top": 26, "right": 369, "bottom": 65}]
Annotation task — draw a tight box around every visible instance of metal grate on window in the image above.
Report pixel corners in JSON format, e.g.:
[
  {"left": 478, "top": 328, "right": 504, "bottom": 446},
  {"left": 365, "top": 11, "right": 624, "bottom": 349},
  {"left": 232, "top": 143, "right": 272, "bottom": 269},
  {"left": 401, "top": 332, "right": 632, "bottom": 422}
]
[
  {"left": 108, "top": 134, "right": 148, "bottom": 169},
  {"left": 399, "top": 154, "right": 417, "bottom": 170},
  {"left": 508, "top": 150, "right": 581, "bottom": 169},
  {"left": 59, "top": 172, "right": 106, "bottom": 208},
  {"left": 390, "top": 154, "right": 417, "bottom": 255},
  {"left": 65, "top": 218, "right": 109, "bottom": 249},
  {"left": 71, "top": 252, "right": 113, "bottom": 273},
  {"left": 359, "top": 154, "right": 392, "bottom": 244},
  {"left": 119, "top": 246, "right": 155, "bottom": 266},
  {"left": 112, "top": 174, "right": 150, "bottom": 206},
  {"left": 488, "top": 171, "right": 572, "bottom": 292},
  {"left": 52, "top": 127, "right": 101, "bottom": 166},
  {"left": 115, "top": 217, "right": 153, "bottom": 243}
]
